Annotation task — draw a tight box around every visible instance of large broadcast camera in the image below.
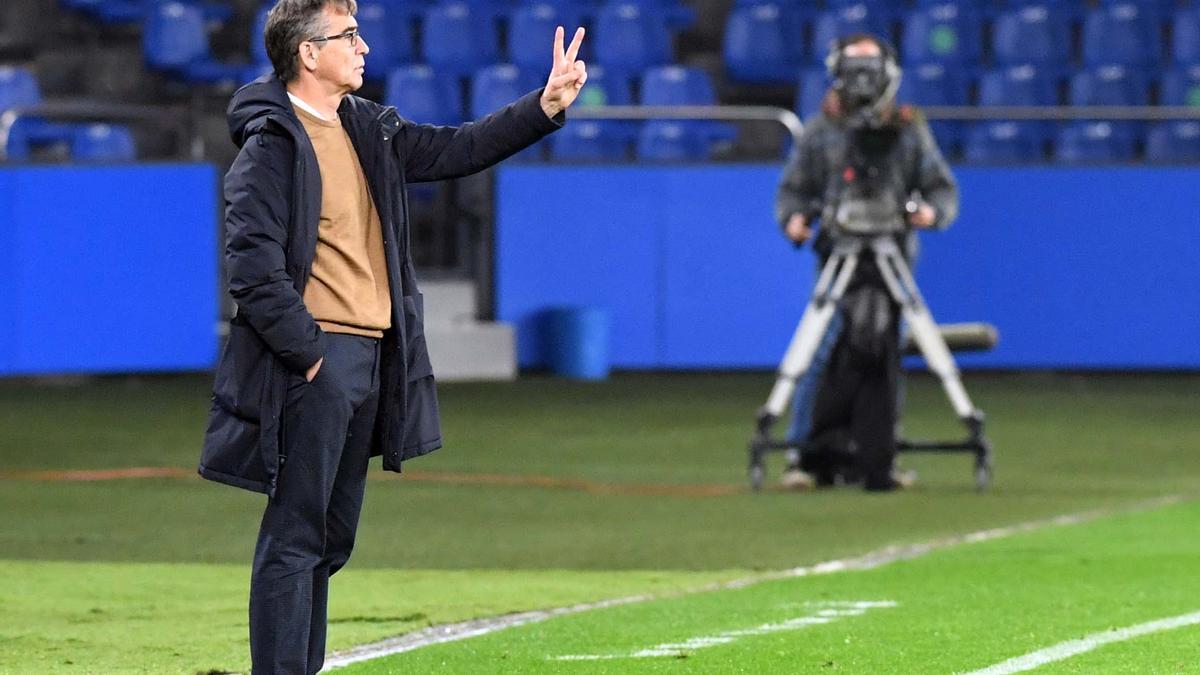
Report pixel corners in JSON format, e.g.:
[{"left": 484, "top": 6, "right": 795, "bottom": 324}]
[{"left": 747, "top": 134, "right": 995, "bottom": 492}]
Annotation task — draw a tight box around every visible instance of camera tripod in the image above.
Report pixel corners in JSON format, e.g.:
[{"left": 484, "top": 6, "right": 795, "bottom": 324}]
[{"left": 747, "top": 233, "right": 993, "bottom": 491}]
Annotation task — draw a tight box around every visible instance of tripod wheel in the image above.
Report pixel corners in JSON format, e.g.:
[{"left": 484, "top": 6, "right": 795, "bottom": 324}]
[
  {"left": 974, "top": 443, "right": 993, "bottom": 492},
  {"left": 975, "top": 464, "right": 991, "bottom": 492},
  {"left": 748, "top": 454, "right": 765, "bottom": 492}
]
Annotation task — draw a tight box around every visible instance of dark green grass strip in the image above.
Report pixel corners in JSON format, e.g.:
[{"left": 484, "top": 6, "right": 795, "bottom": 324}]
[{"left": 1, "top": 373, "right": 1197, "bottom": 570}]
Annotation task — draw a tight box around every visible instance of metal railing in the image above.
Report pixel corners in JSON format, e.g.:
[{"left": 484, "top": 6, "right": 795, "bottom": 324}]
[
  {"left": 921, "top": 105, "right": 1200, "bottom": 122},
  {"left": 573, "top": 104, "right": 806, "bottom": 143}
]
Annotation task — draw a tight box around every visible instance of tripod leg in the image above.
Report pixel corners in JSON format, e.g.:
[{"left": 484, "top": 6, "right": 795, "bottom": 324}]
[
  {"left": 761, "top": 253, "right": 859, "bottom": 421},
  {"left": 875, "top": 246, "right": 979, "bottom": 421}
]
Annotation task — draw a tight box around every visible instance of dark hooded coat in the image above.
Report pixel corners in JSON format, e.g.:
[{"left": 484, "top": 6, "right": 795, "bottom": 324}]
[{"left": 199, "top": 75, "right": 561, "bottom": 496}]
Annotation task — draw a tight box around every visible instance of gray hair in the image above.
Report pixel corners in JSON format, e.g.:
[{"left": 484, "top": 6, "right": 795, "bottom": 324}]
[{"left": 263, "top": 0, "right": 358, "bottom": 83}]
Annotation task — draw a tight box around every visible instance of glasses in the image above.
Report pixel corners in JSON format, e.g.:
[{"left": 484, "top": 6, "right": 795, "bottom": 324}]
[{"left": 309, "top": 28, "right": 359, "bottom": 47}]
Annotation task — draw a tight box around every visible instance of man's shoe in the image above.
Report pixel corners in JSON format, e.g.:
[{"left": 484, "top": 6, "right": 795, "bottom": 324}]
[
  {"left": 891, "top": 468, "right": 917, "bottom": 489},
  {"left": 780, "top": 467, "right": 816, "bottom": 491}
]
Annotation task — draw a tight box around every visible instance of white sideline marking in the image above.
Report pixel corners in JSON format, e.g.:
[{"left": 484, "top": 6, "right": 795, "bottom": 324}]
[
  {"left": 552, "top": 600, "right": 897, "bottom": 661},
  {"left": 321, "top": 494, "right": 1187, "bottom": 671},
  {"left": 962, "top": 610, "right": 1200, "bottom": 675}
]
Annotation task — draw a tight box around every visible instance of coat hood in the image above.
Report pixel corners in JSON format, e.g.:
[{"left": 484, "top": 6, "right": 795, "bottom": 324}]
[
  {"left": 227, "top": 74, "right": 298, "bottom": 149},
  {"left": 227, "top": 74, "right": 393, "bottom": 148}
]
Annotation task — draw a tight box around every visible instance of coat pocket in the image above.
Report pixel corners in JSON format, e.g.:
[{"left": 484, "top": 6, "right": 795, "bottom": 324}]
[
  {"left": 401, "top": 293, "right": 442, "bottom": 456},
  {"left": 403, "top": 293, "right": 434, "bottom": 380},
  {"left": 212, "top": 317, "right": 271, "bottom": 421}
]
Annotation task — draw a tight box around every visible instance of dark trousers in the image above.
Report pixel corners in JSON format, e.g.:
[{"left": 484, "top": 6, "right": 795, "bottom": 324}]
[
  {"left": 250, "top": 333, "right": 381, "bottom": 675},
  {"left": 808, "top": 323, "right": 900, "bottom": 491}
]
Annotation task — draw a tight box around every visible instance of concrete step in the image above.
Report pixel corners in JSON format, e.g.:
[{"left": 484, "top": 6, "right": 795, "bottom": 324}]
[
  {"left": 426, "top": 322, "right": 517, "bottom": 382},
  {"left": 419, "top": 279, "right": 477, "bottom": 328}
]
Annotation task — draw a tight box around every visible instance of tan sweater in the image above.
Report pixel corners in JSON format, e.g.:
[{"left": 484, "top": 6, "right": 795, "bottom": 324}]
[{"left": 295, "top": 104, "right": 392, "bottom": 338}]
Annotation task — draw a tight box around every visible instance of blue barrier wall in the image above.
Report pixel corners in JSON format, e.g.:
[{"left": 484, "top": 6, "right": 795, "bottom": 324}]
[
  {"left": 496, "top": 165, "right": 1200, "bottom": 370},
  {"left": 0, "top": 164, "right": 218, "bottom": 375}
]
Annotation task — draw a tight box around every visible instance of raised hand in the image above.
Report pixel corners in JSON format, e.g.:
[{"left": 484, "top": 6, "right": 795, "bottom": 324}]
[{"left": 540, "top": 26, "right": 587, "bottom": 119}]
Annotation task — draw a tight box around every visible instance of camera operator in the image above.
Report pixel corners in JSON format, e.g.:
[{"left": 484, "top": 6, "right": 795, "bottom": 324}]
[{"left": 774, "top": 33, "right": 959, "bottom": 492}]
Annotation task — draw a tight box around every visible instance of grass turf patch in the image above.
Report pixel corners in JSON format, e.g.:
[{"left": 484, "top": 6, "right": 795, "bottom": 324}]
[
  {"left": 1, "top": 372, "right": 1197, "bottom": 671},
  {"left": 0, "top": 561, "right": 738, "bottom": 673},
  {"left": 343, "top": 499, "right": 1200, "bottom": 674}
]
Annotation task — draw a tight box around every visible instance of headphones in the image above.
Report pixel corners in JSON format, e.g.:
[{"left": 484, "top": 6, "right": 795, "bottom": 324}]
[{"left": 823, "top": 33, "right": 901, "bottom": 84}]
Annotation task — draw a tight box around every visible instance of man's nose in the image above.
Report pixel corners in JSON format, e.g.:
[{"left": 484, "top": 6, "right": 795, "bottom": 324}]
[{"left": 358, "top": 35, "right": 370, "bottom": 55}]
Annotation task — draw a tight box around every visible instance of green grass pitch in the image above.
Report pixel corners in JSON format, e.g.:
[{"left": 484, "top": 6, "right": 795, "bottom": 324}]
[{"left": 0, "top": 372, "right": 1197, "bottom": 672}]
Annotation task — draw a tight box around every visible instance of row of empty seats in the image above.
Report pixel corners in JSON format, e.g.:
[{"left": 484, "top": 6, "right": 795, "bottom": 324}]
[
  {"left": 726, "top": 2, "right": 1200, "bottom": 84},
  {"left": 23, "top": 0, "right": 1200, "bottom": 164},
  {"left": 389, "top": 63, "right": 736, "bottom": 160},
  {"left": 0, "top": 66, "right": 136, "bottom": 161},
  {"left": 139, "top": 0, "right": 689, "bottom": 87}
]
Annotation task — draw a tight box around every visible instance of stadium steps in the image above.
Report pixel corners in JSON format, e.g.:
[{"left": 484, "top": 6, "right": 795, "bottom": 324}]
[{"left": 420, "top": 278, "right": 517, "bottom": 382}]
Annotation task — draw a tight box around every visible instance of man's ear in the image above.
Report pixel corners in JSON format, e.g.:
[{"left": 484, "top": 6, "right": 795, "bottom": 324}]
[{"left": 298, "top": 43, "right": 319, "bottom": 73}]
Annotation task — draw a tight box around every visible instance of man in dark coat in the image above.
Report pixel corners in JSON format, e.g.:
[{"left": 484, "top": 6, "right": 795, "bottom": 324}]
[
  {"left": 197, "top": 0, "right": 587, "bottom": 670},
  {"left": 775, "top": 33, "right": 958, "bottom": 492}
]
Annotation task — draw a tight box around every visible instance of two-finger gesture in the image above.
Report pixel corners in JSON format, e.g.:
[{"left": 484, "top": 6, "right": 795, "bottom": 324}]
[{"left": 540, "top": 26, "right": 587, "bottom": 118}]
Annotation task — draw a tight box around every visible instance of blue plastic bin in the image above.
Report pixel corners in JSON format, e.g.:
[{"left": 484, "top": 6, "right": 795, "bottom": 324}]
[{"left": 546, "top": 306, "right": 610, "bottom": 380}]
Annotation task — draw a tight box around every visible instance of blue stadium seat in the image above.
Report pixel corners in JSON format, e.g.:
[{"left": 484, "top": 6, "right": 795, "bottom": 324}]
[
  {"left": 1145, "top": 121, "right": 1200, "bottom": 163},
  {"left": 898, "top": 62, "right": 970, "bottom": 106},
  {"left": 573, "top": 63, "right": 633, "bottom": 107},
  {"left": 4, "top": 117, "right": 45, "bottom": 161},
  {"left": 641, "top": 64, "right": 717, "bottom": 106},
  {"left": 92, "top": 0, "right": 147, "bottom": 24},
  {"left": 1070, "top": 65, "right": 1148, "bottom": 141},
  {"left": 250, "top": 5, "right": 270, "bottom": 66},
  {"left": 550, "top": 120, "right": 630, "bottom": 160},
  {"left": 84, "top": 0, "right": 233, "bottom": 26},
  {"left": 901, "top": 3, "right": 984, "bottom": 66},
  {"left": 723, "top": 3, "right": 804, "bottom": 84},
  {"left": 1161, "top": 65, "right": 1200, "bottom": 106},
  {"left": 963, "top": 121, "right": 1045, "bottom": 163},
  {"left": 978, "top": 64, "right": 1058, "bottom": 141},
  {"left": 71, "top": 123, "right": 137, "bottom": 162},
  {"left": 385, "top": 65, "right": 464, "bottom": 125},
  {"left": 641, "top": 64, "right": 735, "bottom": 141},
  {"left": 637, "top": 121, "right": 713, "bottom": 160},
  {"left": 997, "top": 1, "right": 1088, "bottom": 26},
  {"left": 636, "top": 65, "right": 732, "bottom": 161},
  {"left": 827, "top": 0, "right": 901, "bottom": 20},
  {"left": 795, "top": 65, "right": 829, "bottom": 118},
  {"left": 508, "top": 3, "right": 584, "bottom": 71},
  {"left": 144, "top": 2, "right": 208, "bottom": 71},
  {"left": 0, "top": 65, "right": 40, "bottom": 111},
  {"left": 992, "top": 5, "right": 1072, "bottom": 66},
  {"left": 422, "top": 2, "right": 500, "bottom": 75},
  {"left": 470, "top": 64, "right": 542, "bottom": 119},
  {"left": 979, "top": 63, "right": 1058, "bottom": 106},
  {"left": 619, "top": 0, "right": 697, "bottom": 30},
  {"left": 593, "top": 2, "right": 672, "bottom": 74},
  {"left": 531, "top": 0, "right": 603, "bottom": 24},
  {"left": 1081, "top": 3, "right": 1160, "bottom": 67},
  {"left": 471, "top": 64, "right": 544, "bottom": 160},
  {"left": 1069, "top": 65, "right": 1149, "bottom": 106},
  {"left": 143, "top": 2, "right": 247, "bottom": 85},
  {"left": 1099, "top": 0, "right": 1176, "bottom": 15},
  {"left": 1172, "top": 7, "right": 1200, "bottom": 65},
  {"left": 551, "top": 63, "right": 636, "bottom": 160},
  {"left": 1053, "top": 121, "right": 1136, "bottom": 163},
  {"left": 809, "top": 4, "right": 890, "bottom": 64},
  {"left": 0, "top": 66, "right": 74, "bottom": 161},
  {"left": 897, "top": 62, "right": 969, "bottom": 156},
  {"left": 356, "top": 1, "right": 415, "bottom": 75}
]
